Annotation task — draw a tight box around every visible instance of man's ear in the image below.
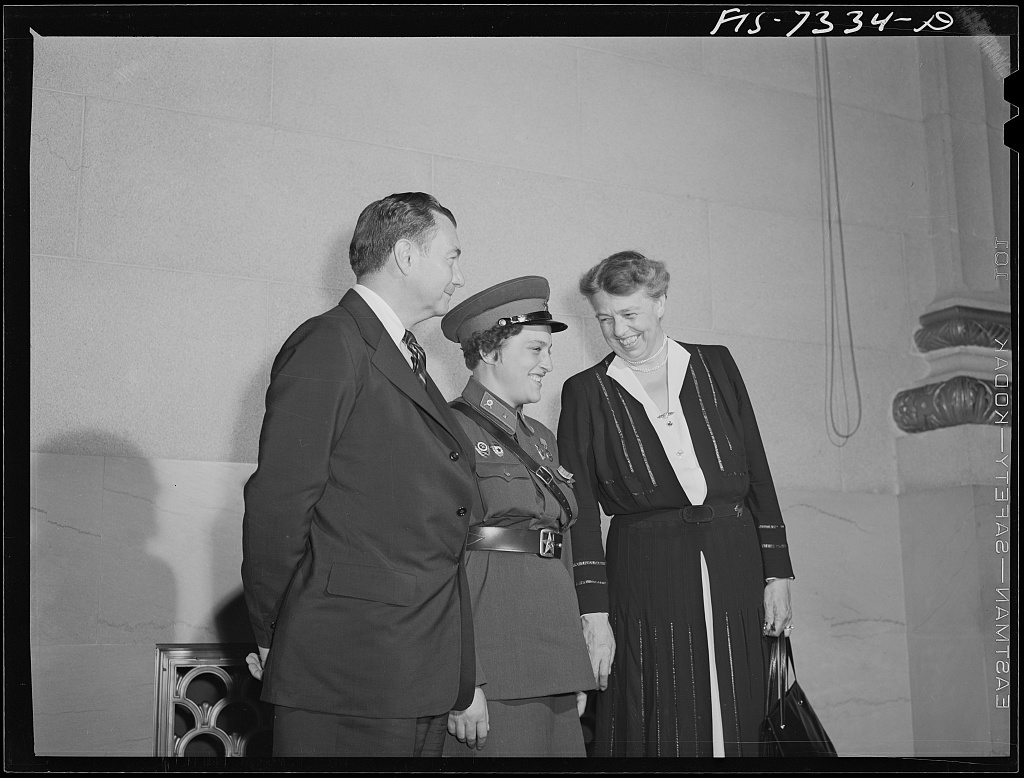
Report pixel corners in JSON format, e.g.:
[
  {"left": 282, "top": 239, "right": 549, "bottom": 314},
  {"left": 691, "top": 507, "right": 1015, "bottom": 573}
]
[{"left": 392, "top": 238, "right": 416, "bottom": 277}]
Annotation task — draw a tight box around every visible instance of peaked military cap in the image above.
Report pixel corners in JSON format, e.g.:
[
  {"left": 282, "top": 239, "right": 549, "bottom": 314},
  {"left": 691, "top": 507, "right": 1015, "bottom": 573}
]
[{"left": 441, "top": 275, "right": 568, "bottom": 345}]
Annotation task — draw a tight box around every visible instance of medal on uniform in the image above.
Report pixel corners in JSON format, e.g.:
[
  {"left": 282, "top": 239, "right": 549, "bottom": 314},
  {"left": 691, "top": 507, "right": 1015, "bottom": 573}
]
[
  {"left": 537, "top": 437, "right": 553, "bottom": 462},
  {"left": 557, "top": 465, "right": 575, "bottom": 484},
  {"left": 491, "top": 444, "right": 504, "bottom": 457},
  {"left": 476, "top": 441, "right": 490, "bottom": 457}
]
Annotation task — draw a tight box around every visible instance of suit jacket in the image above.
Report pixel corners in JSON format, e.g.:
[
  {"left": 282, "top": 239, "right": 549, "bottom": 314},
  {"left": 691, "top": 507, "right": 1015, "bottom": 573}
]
[
  {"left": 557, "top": 342, "right": 795, "bottom": 615},
  {"left": 241, "top": 289, "right": 479, "bottom": 718}
]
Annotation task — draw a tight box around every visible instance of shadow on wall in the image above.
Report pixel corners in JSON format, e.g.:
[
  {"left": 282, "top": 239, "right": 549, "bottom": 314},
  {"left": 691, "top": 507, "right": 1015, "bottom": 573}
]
[
  {"left": 34, "top": 432, "right": 178, "bottom": 653},
  {"left": 36, "top": 428, "right": 154, "bottom": 459},
  {"left": 38, "top": 430, "right": 260, "bottom": 651},
  {"left": 213, "top": 590, "right": 255, "bottom": 645}
]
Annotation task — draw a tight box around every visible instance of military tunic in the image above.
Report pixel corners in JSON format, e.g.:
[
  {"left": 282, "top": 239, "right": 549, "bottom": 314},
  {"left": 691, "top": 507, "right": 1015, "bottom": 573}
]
[{"left": 442, "top": 377, "right": 595, "bottom": 758}]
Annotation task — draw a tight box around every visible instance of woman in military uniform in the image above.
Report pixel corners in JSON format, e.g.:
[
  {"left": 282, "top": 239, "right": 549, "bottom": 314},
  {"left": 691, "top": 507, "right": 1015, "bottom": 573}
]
[{"left": 440, "top": 276, "right": 595, "bottom": 758}]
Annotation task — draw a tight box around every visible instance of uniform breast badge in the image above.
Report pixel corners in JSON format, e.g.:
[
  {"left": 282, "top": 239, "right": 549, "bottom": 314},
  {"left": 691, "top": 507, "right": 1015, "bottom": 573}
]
[
  {"left": 556, "top": 465, "right": 575, "bottom": 485},
  {"left": 537, "top": 437, "right": 553, "bottom": 462},
  {"left": 491, "top": 444, "right": 504, "bottom": 457},
  {"left": 476, "top": 441, "right": 491, "bottom": 457}
]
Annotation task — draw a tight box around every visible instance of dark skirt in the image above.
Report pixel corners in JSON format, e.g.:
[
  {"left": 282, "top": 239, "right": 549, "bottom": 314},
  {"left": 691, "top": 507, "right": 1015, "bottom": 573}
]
[
  {"left": 442, "top": 693, "right": 585, "bottom": 758},
  {"left": 595, "top": 511, "right": 768, "bottom": 757}
]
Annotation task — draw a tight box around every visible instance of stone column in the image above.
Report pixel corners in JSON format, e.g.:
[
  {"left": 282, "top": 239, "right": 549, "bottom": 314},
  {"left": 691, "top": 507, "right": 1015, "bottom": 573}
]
[{"left": 892, "top": 36, "right": 1012, "bottom": 757}]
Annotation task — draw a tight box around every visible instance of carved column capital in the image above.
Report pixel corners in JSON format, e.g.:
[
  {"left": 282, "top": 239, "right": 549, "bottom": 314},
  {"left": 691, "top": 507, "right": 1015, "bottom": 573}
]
[
  {"left": 914, "top": 305, "right": 1012, "bottom": 352},
  {"left": 893, "top": 376, "right": 1011, "bottom": 433}
]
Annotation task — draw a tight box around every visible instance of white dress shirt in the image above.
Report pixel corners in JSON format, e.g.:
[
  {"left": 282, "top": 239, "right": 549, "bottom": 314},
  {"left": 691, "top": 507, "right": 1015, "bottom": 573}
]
[{"left": 352, "top": 284, "right": 415, "bottom": 369}]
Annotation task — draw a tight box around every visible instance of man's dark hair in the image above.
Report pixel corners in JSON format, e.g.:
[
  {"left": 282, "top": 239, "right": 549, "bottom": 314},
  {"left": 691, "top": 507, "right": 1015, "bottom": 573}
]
[{"left": 349, "top": 192, "right": 457, "bottom": 278}]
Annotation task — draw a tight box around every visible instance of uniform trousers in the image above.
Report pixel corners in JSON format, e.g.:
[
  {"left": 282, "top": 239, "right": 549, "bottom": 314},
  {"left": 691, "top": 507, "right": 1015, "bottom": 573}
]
[{"left": 273, "top": 705, "right": 449, "bottom": 757}]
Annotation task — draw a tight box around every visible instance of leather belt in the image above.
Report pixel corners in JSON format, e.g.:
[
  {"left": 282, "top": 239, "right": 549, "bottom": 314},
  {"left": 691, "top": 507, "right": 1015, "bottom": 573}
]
[
  {"left": 467, "top": 526, "right": 563, "bottom": 559},
  {"left": 679, "top": 502, "right": 744, "bottom": 523}
]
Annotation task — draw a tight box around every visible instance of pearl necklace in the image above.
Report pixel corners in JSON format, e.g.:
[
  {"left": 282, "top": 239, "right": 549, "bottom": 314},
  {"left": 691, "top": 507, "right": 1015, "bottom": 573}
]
[
  {"left": 625, "top": 354, "right": 668, "bottom": 373},
  {"left": 622, "top": 336, "right": 667, "bottom": 366},
  {"left": 622, "top": 338, "right": 676, "bottom": 423}
]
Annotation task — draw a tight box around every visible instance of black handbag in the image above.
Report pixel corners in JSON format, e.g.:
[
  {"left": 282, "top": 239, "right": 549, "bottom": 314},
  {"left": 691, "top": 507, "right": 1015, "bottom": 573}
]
[{"left": 759, "top": 635, "right": 838, "bottom": 757}]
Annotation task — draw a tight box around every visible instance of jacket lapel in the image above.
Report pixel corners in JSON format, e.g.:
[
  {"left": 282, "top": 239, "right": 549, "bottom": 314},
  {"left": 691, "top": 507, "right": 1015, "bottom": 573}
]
[
  {"left": 340, "top": 289, "right": 465, "bottom": 452},
  {"left": 674, "top": 341, "right": 732, "bottom": 476},
  {"left": 599, "top": 344, "right": 719, "bottom": 484},
  {"left": 427, "top": 376, "right": 475, "bottom": 454}
]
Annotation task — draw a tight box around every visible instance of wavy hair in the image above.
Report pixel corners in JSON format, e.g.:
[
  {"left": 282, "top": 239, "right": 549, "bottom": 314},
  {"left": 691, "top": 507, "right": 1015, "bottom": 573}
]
[
  {"left": 349, "top": 192, "right": 457, "bottom": 278},
  {"left": 578, "top": 250, "right": 670, "bottom": 300}
]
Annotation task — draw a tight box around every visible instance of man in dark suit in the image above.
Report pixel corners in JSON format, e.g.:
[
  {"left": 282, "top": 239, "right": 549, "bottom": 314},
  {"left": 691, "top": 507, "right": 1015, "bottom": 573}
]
[{"left": 241, "top": 192, "right": 487, "bottom": 756}]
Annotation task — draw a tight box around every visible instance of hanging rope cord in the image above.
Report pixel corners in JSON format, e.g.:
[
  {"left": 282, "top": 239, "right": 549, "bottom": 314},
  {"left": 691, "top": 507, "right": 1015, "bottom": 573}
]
[{"left": 814, "top": 38, "right": 863, "bottom": 446}]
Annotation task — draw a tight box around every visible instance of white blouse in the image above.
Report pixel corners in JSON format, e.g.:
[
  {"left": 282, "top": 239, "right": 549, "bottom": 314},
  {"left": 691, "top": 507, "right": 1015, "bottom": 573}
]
[{"left": 606, "top": 339, "right": 709, "bottom": 506}]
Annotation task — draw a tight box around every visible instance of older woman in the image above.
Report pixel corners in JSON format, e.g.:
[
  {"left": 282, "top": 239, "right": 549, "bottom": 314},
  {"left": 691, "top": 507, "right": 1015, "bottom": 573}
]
[
  {"left": 557, "top": 251, "right": 795, "bottom": 757},
  {"left": 439, "top": 276, "right": 595, "bottom": 758}
]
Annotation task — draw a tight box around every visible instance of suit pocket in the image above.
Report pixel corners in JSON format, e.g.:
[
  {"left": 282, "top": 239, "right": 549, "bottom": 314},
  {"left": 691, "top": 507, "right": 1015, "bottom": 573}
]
[{"left": 326, "top": 561, "right": 417, "bottom": 606}]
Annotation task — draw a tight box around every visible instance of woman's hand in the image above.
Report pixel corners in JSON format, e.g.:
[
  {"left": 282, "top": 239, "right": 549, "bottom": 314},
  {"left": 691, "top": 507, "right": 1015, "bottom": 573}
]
[
  {"left": 245, "top": 646, "right": 270, "bottom": 680},
  {"left": 575, "top": 691, "right": 587, "bottom": 718},
  {"left": 447, "top": 687, "right": 489, "bottom": 750},
  {"left": 581, "top": 612, "right": 616, "bottom": 690},
  {"left": 763, "top": 579, "right": 793, "bottom": 637}
]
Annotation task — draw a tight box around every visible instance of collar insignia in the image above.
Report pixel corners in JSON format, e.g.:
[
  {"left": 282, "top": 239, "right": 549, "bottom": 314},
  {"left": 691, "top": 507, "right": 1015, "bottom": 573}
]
[{"left": 479, "top": 391, "right": 516, "bottom": 434}]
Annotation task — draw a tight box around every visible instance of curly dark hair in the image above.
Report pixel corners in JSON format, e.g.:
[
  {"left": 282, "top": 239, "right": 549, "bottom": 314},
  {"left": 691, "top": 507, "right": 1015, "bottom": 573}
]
[{"left": 461, "top": 321, "right": 524, "bottom": 369}]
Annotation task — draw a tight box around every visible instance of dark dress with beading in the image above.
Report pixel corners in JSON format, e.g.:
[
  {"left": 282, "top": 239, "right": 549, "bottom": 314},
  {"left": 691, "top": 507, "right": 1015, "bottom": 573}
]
[{"left": 557, "top": 343, "right": 794, "bottom": 757}]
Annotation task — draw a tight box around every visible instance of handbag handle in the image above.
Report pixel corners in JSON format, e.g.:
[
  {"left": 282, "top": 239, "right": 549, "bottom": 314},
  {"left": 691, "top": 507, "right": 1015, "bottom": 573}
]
[{"left": 765, "top": 636, "right": 797, "bottom": 726}]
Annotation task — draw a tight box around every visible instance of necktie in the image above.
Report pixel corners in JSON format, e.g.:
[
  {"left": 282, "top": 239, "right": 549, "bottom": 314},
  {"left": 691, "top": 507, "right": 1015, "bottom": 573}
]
[{"left": 403, "top": 330, "right": 427, "bottom": 386}]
